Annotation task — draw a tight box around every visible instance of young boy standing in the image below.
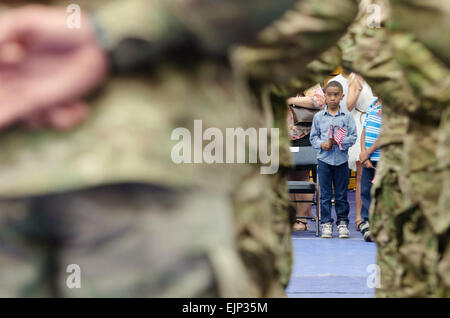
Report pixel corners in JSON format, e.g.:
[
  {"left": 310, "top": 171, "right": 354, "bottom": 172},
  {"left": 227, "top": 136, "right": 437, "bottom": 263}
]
[
  {"left": 310, "top": 81, "right": 357, "bottom": 238},
  {"left": 358, "top": 99, "right": 382, "bottom": 242}
]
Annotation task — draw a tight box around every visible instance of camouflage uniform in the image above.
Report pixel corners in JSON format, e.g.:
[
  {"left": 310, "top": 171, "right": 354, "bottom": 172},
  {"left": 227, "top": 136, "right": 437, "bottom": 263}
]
[
  {"left": 341, "top": 0, "right": 450, "bottom": 297},
  {"left": 231, "top": 0, "right": 357, "bottom": 292},
  {"left": 0, "top": 0, "right": 357, "bottom": 297}
]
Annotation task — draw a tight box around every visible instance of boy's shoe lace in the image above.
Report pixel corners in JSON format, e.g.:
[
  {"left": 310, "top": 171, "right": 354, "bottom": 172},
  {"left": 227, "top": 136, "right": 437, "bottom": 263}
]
[
  {"left": 337, "top": 221, "right": 350, "bottom": 238},
  {"left": 321, "top": 223, "right": 333, "bottom": 238}
]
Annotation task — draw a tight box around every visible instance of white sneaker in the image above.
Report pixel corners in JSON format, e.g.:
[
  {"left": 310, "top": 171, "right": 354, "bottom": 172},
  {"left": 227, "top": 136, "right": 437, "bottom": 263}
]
[
  {"left": 321, "top": 223, "right": 333, "bottom": 238},
  {"left": 359, "top": 221, "right": 373, "bottom": 242},
  {"left": 337, "top": 221, "right": 350, "bottom": 238}
]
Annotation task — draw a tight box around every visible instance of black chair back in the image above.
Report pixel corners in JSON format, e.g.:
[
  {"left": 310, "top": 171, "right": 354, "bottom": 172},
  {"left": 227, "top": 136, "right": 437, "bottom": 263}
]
[{"left": 291, "top": 146, "right": 318, "bottom": 181}]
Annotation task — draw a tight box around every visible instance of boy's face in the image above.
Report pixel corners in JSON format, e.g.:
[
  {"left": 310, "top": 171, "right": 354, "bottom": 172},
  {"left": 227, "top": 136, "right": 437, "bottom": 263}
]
[{"left": 325, "top": 86, "right": 344, "bottom": 109}]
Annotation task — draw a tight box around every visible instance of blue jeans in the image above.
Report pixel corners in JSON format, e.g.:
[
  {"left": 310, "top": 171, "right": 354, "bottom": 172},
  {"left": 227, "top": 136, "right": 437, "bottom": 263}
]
[
  {"left": 361, "top": 161, "right": 378, "bottom": 222},
  {"left": 318, "top": 160, "right": 350, "bottom": 225}
]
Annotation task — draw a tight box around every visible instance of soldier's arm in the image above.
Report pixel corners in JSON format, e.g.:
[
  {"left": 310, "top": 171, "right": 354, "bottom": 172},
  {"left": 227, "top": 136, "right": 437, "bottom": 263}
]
[
  {"left": 232, "top": 0, "right": 358, "bottom": 85},
  {"left": 390, "top": 0, "right": 450, "bottom": 67},
  {"left": 93, "top": 0, "right": 300, "bottom": 72},
  {"left": 348, "top": 0, "right": 447, "bottom": 125}
]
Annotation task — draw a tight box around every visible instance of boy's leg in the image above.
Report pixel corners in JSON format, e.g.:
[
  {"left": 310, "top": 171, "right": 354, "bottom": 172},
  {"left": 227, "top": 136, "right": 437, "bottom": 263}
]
[
  {"left": 361, "top": 162, "right": 377, "bottom": 222},
  {"left": 332, "top": 162, "right": 350, "bottom": 226},
  {"left": 360, "top": 162, "right": 377, "bottom": 242},
  {"left": 317, "top": 160, "right": 333, "bottom": 224}
]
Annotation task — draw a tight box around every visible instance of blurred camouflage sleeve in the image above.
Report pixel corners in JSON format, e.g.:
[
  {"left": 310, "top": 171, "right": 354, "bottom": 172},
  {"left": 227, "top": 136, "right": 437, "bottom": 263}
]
[
  {"left": 94, "top": 0, "right": 299, "bottom": 72},
  {"left": 163, "top": 0, "right": 299, "bottom": 55},
  {"left": 231, "top": 0, "right": 358, "bottom": 85},
  {"left": 94, "top": 0, "right": 176, "bottom": 48},
  {"left": 93, "top": 0, "right": 187, "bottom": 72},
  {"left": 345, "top": 0, "right": 450, "bottom": 297},
  {"left": 390, "top": 0, "right": 450, "bottom": 67}
]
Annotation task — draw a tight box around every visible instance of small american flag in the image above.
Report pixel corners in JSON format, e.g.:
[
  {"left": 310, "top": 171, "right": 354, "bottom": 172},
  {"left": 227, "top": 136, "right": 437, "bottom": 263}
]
[
  {"left": 334, "top": 126, "right": 347, "bottom": 150},
  {"left": 327, "top": 126, "right": 334, "bottom": 139}
]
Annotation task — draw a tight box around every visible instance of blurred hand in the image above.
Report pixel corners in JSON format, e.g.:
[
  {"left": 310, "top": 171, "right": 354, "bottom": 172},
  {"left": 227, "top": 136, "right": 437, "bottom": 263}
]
[
  {"left": 0, "top": 5, "right": 109, "bottom": 130},
  {"left": 21, "top": 101, "right": 90, "bottom": 131},
  {"left": 359, "top": 150, "right": 370, "bottom": 164},
  {"left": 329, "top": 137, "right": 337, "bottom": 146},
  {"left": 321, "top": 141, "right": 332, "bottom": 151},
  {"left": 363, "top": 159, "right": 374, "bottom": 169}
]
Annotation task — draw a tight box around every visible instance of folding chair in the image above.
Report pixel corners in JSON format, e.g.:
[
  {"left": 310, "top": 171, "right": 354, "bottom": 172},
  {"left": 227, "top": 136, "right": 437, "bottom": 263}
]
[{"left": 287, "top": 146, "right": 321, "bottom": 236}]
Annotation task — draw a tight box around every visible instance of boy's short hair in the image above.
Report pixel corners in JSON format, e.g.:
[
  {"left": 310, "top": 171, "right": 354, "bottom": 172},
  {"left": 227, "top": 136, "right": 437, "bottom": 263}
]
[{"left": 325, "top": 81, "right": 343, "bottom": 93}]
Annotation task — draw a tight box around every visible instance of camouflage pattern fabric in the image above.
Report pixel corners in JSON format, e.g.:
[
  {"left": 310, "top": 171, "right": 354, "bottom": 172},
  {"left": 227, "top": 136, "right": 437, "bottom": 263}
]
[
  {"left": 0, "top": 184, "right": 252, "bottom": 297},
  {"left": 342, "top": 0, "right": 450, "bottom": 297},
  {"left": 231, "top": 0, "right": 357, "bottom": 292},
  {"left": 0, "top": 0, "right": 357, "bottom": 297}
]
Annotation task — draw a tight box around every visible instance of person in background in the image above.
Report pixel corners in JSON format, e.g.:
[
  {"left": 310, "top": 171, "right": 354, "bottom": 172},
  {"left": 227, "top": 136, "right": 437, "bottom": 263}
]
[
  {"left": 346, "top": 72, "right": 378, "bottom": 230},
  {"left": 0, "top": 0, "right": 359, "bottom": 297},
  {"left": 328, "top": 69, "right": 350, "bottom": 113},
  {"left": 286, "top": 91, "right": 324, "bottom": 231},
  {"left": 358, "top": 98, "right": 382, "bottom": 242},
  {"left": 310, "top": 81, "right": 357, "bottom": 238}
]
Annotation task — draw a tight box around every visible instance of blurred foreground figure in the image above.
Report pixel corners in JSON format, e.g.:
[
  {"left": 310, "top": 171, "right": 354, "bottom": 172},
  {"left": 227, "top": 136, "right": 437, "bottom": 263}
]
[
  {"left": 0, "top": 0, "right": 356, "bottom": 297},
  {"left": 342, "top": 0, "right": 450, "bottom": 296}
]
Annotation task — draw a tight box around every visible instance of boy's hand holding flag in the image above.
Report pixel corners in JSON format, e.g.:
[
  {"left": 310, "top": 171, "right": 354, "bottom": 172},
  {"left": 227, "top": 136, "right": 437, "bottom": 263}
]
[
  {"left": 327, "top": 125, "right": 334, "bottom": 139},
  {"left": 334, "top": 126, "right": 347, "bottom": 150},
  {"left": 327, "top": 125, "right": 336, "bottom": 148},
  {"left": 327, "top": 125, "right": 346, "bottom": 150}
]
